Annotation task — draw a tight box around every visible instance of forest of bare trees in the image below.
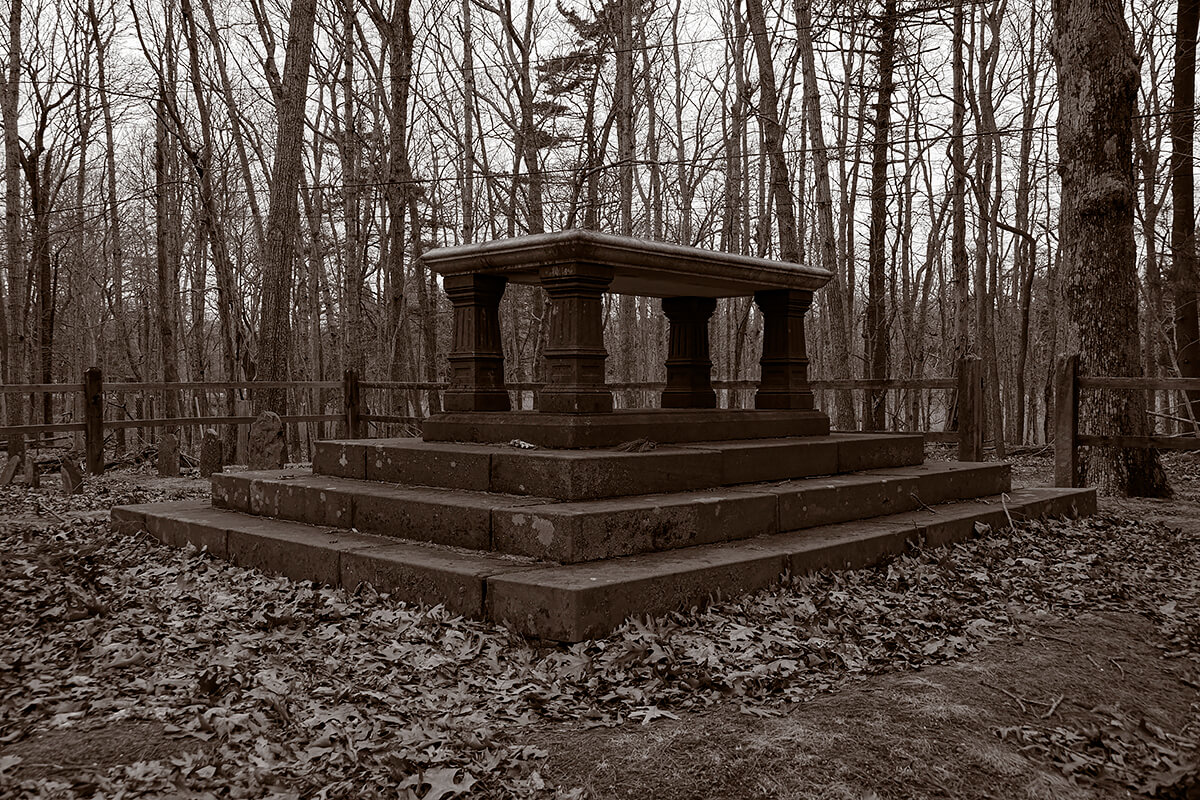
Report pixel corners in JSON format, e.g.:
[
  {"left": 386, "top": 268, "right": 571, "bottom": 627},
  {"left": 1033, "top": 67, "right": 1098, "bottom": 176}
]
[{"left": 0, "top": 0, "right": 1194, "bottom": 487}]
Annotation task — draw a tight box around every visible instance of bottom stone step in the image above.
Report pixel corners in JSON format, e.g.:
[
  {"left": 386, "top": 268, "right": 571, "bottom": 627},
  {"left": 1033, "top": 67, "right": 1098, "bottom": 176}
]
[
  {"left": 110, "top": 486, "right": 1095, "bottom": 642},
  {"left": 110, "top": 501, "right": 541, "bottom": 617},
  {"left": 485, "top": 487, "right": 1096, "bottom": 640}
]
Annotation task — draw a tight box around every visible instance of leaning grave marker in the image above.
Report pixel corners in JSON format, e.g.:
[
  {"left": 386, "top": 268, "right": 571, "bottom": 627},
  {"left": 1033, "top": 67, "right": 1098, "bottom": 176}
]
[{"left": 111, "top": 230, "right": 1095, "bottom": 641}]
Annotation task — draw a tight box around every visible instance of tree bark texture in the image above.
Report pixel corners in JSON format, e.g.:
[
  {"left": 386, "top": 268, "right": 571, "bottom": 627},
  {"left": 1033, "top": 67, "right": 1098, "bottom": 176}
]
[
  {"left": 1171, "top": 0, "right": 1200, "bottom": 423},
  {"left": 864, "top": 0, "right": 895, "bottom": 431},
  {"left": 257, "top": 0, "right": 319, "bottom": 414},
  {"left": 1053, "top": 0, "right": 1170, "bottom": 496}
]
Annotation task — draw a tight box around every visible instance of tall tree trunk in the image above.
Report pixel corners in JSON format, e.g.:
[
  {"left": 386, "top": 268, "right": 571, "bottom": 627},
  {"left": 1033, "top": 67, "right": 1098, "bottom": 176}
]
[
  {"left": 1014, "top": 5, "right": 1039, "bottom": 443},
  {"left": 3, "top": 0, "right": 24, "bottom": 455},
  {"left": 796, "top": 0, "right": 854, "bottom": 428},
  {"left": 460, "top": 0, "right": 476, "bottom": 245},
  {"left": 154, "top": 97, "right": 181, "bottom": 423},
  {"left": 381, "top": 0, "right": 410, "bottom": 385},
  {"left": 1171, "top": 0, "right": 1200, "bottom": 423},
  {"left": 257, "top": 0, "right": 319, "bottom": 414},
  {"left": 172, "top": 0, "right": 243, "bottom": 446},
  {"left": 864, "top": 0, "right": 896, "bottom": 431},
  {"left": 951, "top": 0, "right": 971, "bottom": 355},
  {"left": 1053, "top": 0, "right": 1170, "bottom": 496},
  {"left": 745, "top": 0, "right": 799, "bottom": 263},
  {"left": 340, "top": 0, "right": 364, "bottom": 375},
  {"left": 616, "top": 0, "right": 637, "bottom": 395}
]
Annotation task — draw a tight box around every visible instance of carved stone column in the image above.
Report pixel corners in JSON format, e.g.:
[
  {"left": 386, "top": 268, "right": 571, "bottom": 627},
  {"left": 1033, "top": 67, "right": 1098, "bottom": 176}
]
[
  {"left": 661, "top": 296, "right": 717, "bottom": 408},
  {"left": 443, "top": 274, "right": 510, "bottom": 412},
  {"left": 754, "top": 288, "right": 815, "bottom": 410},
  {"left": 538, "top": 263, "right": 614, "bottom": 413}
]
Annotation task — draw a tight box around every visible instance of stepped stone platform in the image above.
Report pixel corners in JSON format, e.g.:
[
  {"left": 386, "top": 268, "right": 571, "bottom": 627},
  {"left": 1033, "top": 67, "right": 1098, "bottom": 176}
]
[
  {"left": 110, "top": 232, "right": 1094, "bottom": 641},
  {"left": 111, "top": 432, "right": 1095, "bottom": 641}
]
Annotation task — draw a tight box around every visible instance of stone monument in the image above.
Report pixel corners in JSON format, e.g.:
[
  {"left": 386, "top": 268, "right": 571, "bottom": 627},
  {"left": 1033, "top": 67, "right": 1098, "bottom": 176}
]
[{"left": 112, "top": 231, "right": 1096, "bottom": 641}]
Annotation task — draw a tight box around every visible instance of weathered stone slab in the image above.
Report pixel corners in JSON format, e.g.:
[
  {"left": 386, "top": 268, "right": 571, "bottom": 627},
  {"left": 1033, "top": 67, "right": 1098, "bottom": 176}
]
[
  {"left": 287, "top": 476, "right": 356, "bottom": 528},
  {"left": 139, "top": 502, "right": 232, "bottom": 556},
  {"left": 867, "top": 461, "right": 1011, "bottom": 505},
  {"left": 834, "top": 433, "right": 924, "bottom": 472},
  {"left": 487, "top": 540, "right": 787, "bottom": 641},
  {"left": 60, "top": 457, "right": 84, "bottom": 494},
  {"left": 492, "top": 488, "right": 778, "bottom": 562},
  {"left": 225, "top": 517, "right": 389, "bottom": 586},
  {"left": 364, "top": 439, "right": 493, "bottom": 490},
  {"left": 312, "top": 439, "right": 368, "bottom": 480},
  {"left": 211, "top": 469, "right": 302, "bottom": 513},
  {"left": 424, "top": 228, "right": 833, "bottom": 297},
  {"left": 211, "top": 471, "right": 252, "bottom": 511},
  {"left": 768, "top": 518, "right": 922, "bottom": 575},
  {"left": 109, "top": 503, "right": 151, "bottom": 535},
  {"left": 351, "top": 483, "right": 503, "bottom": 550},
  {"left": 249, "top": 412, "right": 285, "bottom": 469},
  {"left": 237, "top": 473, "right": 355, "bottom": 528},
  {"left": 904, "top": 500, "right": 1012, "bottom": 548},
  {"left": 340, "top": 543, "right": 537, "bottom": 617},
  {"left": 23, "top": 455, "right": 39, "bottom": 488},
  {"left": 692, "top": 436, "right": 840, "bottom": 485},
  {"left": 423, "top": 409, "right": 830, "bottom": 448},
  {"left": 0, "top": 455, "right": 21, "bottom": 486},
  {"left": 158, "top": 433, "right": 181, "bottom": 477},
  {"left": 1003, "top": 486, "right": 1096, "bottom": 520},
  {"left": 767, "top": 472, "right": 924, "bottom": 532},
  {"left": 211, "top": 470, "right": 546, "bottom": 548},
  {"left": 489, "top": 446, "right": 723, "bottom": 500},
  {"left": 199, "top": 428, "right": 224, "bottom": 477}
]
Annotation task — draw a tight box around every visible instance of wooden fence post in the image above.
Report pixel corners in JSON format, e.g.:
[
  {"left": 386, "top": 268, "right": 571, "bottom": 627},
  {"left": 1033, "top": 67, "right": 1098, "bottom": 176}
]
[
  {"left": 344, "top": 369, "right": 362, "bottom": 439},
  {"left": 84, "top": 367, "right": 105, "bottom": 475},
  {"left": 957, "top": 355, "right": 984, "bottom": 462},
  {"left": 1054, "top": 354, "right": 1080, "bottom": 488}
]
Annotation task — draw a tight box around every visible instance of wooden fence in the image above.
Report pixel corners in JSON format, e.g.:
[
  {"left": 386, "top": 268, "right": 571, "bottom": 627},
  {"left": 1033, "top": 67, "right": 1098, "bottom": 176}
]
[
  {"left": 1054, "top": 353, "right": 1200, "bottom": 487},
  {"left": 0, "top": 357, "right": 986, "bottom": 476}
]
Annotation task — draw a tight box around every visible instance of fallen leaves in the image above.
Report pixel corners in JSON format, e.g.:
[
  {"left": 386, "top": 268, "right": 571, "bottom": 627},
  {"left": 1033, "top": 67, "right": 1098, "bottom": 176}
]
[{"left": 1, "top": 471, "right": 1199, "bottom": 797}]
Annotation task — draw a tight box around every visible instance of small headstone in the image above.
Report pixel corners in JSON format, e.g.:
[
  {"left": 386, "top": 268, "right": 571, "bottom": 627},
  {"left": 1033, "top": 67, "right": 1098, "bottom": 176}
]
[
  {"left": 158, "top": 433, "right": 181, "bottom": 477},
  {"left": 199, "top": 428, "right": 224, "bottom": 477},
  {"left": 249, "top": 411, "right": 285, "bottom": 469},
  {"left": 23, "top": 455, "right": 39, "bottom": 489},
  {"left": 0, "top": 455, "right": 20, "bottom": 486},
  {"left": 60, "top": 458, "right": 84, "bottom": 494}
]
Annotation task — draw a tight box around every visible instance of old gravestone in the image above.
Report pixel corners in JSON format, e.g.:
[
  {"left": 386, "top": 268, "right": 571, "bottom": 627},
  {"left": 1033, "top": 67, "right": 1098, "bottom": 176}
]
[
  {"left": 60, "top": 457, "right": 84, "bottom": 494},
  {"left": 199, "top": 428, "right": 224, "bottom": 477},
  {"left": 23, "top": 454, "right": 39, "bottom": 488},
  {"left": 0, "top": 455, "right": 20, "bottom": 486},
  {"left": 157, "top": 432, "right": 181, "bottom": 477},
  {"left": 248, "top": 412, "right": 285, "bottom": 470}
]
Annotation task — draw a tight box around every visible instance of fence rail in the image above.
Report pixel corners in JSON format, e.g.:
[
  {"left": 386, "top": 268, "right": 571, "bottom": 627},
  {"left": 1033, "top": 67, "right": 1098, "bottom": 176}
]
[
  {"left": 1055, "top": 353, "right": 1200, "bottom": 487},
  {"left": 1, "top": 358, "right": 985, "bottom": 476}
]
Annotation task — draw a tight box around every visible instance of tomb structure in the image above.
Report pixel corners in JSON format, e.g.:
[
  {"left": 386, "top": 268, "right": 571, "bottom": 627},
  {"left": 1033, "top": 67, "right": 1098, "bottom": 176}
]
[{"left": 112, "top": 231, "right": 1095, "bottom": 641}]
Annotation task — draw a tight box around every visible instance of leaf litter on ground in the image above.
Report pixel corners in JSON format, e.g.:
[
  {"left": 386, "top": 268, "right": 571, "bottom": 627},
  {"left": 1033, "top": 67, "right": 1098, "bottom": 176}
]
[{"left": 0, "top": 470, "right": 1198, "bottom": 798}]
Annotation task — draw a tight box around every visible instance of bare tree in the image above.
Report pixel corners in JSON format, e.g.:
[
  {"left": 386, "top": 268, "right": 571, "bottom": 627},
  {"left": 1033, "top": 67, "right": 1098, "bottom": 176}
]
[
  {"left": 1054, "top": 0, "right": 1170, "bottom": 496},
  {"left": 257, "top": 0, "right": 319, "bottom": 414}
]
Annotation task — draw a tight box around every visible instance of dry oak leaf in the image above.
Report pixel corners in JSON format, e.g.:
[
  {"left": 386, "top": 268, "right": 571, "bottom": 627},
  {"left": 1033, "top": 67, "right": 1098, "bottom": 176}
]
[{"left": 399, "top": 766, "right": 478, "bottom": 799}]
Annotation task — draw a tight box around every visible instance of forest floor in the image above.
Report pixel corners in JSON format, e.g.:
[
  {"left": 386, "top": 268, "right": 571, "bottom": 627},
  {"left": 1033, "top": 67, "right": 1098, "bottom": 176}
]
[{"left": 1, "top": 449, "right": 1199, "bottom": 799}]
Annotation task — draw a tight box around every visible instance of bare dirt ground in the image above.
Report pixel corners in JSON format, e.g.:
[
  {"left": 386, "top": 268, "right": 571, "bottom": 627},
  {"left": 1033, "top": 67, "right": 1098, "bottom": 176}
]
[
  {"left": 1, "top": 453, "right": 1198, "bottom": 799},
  {"left": 532, "top": 608, "right": 1190, "bottom": 800}
]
